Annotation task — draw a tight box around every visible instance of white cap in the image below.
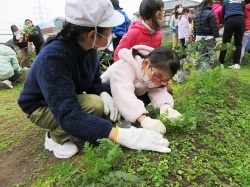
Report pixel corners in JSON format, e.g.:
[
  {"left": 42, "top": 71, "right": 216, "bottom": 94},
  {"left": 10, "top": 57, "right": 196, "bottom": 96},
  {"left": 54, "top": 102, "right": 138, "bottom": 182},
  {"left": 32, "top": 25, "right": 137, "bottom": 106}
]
[{"left": 65, "top": 0, "right": 125, "bottom": 27}]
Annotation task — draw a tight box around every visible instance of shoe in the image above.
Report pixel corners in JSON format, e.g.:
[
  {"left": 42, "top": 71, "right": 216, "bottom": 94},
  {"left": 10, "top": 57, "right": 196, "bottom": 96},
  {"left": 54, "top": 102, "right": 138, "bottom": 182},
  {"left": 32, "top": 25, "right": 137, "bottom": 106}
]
[
  {"left": 44, "top": 131, "right": 79, "bottom": 158},
  {"left": 229, "top": 64, "right": 240, "bottom": 69},
  {"left": 23, "top": 67, "right": 30, "bottom": 70},
  {"left": 220, "top": 64, "right": 224, "bottom": 69},
  {"left": 2, "top": 80, "right": 13, "bottom": 88}
]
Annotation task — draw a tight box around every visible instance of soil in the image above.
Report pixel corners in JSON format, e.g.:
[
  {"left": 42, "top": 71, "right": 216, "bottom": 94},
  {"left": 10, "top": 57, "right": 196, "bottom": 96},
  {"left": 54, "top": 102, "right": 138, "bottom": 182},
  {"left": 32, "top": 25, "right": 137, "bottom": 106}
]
[{"left": 0, "top": 128, "right": 60, "bottom": 187}]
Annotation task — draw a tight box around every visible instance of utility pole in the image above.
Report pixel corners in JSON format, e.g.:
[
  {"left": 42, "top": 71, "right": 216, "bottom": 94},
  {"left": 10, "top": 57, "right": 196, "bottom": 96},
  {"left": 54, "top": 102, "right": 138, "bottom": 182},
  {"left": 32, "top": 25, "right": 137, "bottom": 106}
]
[{"left": 34, "top": 0, "right": 50, "bottom": 24}]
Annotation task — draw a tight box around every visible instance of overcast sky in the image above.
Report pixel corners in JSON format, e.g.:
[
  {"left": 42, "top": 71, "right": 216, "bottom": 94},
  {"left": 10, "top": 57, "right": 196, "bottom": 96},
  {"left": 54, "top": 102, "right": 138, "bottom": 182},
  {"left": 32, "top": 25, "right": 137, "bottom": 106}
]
[{"left": 0, "top": 0, "right": 201, "bottom": 42}]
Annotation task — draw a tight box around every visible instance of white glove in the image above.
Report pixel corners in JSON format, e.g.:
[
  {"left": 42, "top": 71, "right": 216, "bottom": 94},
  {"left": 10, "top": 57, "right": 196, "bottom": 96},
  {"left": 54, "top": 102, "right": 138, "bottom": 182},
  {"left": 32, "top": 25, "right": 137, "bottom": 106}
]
[
  {"left": 172, "top": 74, "right": 179, "bottom": 83},
  {"left": 116, "top": 126, "right": 171, "bottom": 153},
  {"left": 160, "top": 104, "right": 182, "bottom": 119},
  {"left": 100, "top": 92, "right": 121, "bottom": 122},
  {"left": 141, "top": 117, "right": 166, "bottom": 135}
]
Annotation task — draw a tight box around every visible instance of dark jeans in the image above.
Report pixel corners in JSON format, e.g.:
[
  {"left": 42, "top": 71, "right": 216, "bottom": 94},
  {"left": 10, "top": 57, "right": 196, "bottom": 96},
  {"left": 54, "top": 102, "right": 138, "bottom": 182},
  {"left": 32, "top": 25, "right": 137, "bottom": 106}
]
[
  {"left": 219, "top": 15, "right": 245, "bottom": 64},
  {"left": 9, "top": 71, "right": 20, "bottom": 82},
  {"left": 112, "top": 36, "right": 122, "bottom": 51}
]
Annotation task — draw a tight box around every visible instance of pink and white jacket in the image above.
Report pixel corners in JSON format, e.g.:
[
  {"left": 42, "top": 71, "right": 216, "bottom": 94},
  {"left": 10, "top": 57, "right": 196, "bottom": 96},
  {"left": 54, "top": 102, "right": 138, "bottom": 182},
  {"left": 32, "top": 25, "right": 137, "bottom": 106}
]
[
  {"left": 178, "top": 15, "right": 190, "bottom": 39},
  {"left": 101, "top": 45, "right": 174, "bottom": 122},
  {"left": 113, "top": 21, "right": 162, "bottom": 62}
]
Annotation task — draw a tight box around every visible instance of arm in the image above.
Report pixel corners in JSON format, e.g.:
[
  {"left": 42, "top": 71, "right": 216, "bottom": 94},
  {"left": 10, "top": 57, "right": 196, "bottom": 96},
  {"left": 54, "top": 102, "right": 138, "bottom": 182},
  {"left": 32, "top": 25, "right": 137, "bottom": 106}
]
[
  {"left": 209, "top": 13, "right": 220, "bottom": 38},
  {"left": 106, "top": 62, "right": 148, "bottom": 122},
  {"left": 122, "top": 11, "right": 131, "bottom": 31},
  {"left": 34, "top": 52, "right": 113, "bottom": 144},
  {"left": 86, "top": 51, "right": 111, "bottom": 95}
]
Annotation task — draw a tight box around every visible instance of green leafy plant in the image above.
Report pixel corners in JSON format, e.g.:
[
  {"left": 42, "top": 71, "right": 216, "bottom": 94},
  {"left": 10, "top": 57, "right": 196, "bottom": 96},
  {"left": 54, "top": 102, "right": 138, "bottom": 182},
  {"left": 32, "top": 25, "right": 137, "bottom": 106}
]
[{"left": 21, "top": 25, "right": 35, "bottom": 35}]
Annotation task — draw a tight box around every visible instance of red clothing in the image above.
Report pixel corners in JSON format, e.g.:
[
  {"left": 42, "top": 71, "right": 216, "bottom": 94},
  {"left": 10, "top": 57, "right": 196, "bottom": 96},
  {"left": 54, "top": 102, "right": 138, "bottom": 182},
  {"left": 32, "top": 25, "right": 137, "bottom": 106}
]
[
  {"left": 113, "top": 21, "right": 162, "bottom": 62},
  {"left": 245, "top": 4, "right": 250, "bottom": 30},
  {"left": 212, "top": 2, "right": 223, "bottom": 29}
]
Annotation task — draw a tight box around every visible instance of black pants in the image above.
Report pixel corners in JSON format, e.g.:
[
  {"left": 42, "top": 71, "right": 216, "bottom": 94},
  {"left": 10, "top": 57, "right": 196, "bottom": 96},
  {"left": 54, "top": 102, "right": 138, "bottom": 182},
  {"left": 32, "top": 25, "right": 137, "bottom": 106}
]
[
  {"left": 219, "top": 15, "right": 245, "bottom": 64},
  {"left": 112, "top": 36, "right": 122, "bottom": 51},
  {"left": 9, "top": 71, "right": 20, "bottom": 82}
]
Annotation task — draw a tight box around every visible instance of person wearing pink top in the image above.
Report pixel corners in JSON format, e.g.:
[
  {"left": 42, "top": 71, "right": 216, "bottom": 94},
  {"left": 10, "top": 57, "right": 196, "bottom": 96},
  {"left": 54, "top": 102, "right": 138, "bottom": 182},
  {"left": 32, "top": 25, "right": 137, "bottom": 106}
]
[
  {"left": 113, "top": 0, "right": 164, "bottom": 62},
  {"left": 102, "top": 45, "right": 182, "bottom": 134},
  {"left": 178, "top": 7, "right": 191, "bottom": 49},
  {"left": 212, "top": 0, "right": 224, "bottom": 29},
  {"left": 240, "top": 0, "right": 250, "bottom": 63}
]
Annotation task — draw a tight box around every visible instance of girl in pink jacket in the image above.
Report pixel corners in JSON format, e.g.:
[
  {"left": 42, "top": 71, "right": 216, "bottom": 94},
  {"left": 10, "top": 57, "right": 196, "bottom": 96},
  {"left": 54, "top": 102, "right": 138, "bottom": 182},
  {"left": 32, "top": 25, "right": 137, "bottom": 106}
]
[
  {"left": 113, "top": 0, "right": 165, "bottom": 62},
  {"left": 101, "top": 45, "right": 182, "bottom": 135},
  {"left": 178, "top": 7, "right": 191, "bottom": 49},
  {"left": 212, "top": 0, "right": 224, "bottom": 29}
]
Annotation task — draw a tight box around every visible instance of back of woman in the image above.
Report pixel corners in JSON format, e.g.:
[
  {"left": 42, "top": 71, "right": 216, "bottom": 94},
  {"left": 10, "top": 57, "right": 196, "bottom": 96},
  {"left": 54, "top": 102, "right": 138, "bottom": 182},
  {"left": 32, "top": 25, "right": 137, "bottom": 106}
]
[{"left": 0, "top": 44, "right": 20, "bottom": 81}]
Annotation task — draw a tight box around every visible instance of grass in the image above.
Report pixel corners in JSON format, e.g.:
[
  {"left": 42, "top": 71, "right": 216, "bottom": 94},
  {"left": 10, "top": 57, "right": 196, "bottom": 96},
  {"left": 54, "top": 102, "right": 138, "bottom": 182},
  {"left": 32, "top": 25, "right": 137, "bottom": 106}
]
[{"left": 1, "top": 55, "right": 250, "bottom": 187}]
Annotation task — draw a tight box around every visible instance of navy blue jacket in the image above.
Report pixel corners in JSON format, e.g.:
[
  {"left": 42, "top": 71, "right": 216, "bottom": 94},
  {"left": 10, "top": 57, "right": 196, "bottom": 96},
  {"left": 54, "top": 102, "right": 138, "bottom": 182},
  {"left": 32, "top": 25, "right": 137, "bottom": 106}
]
[
  {"left": 29, "top": 26, "right": 45, "bottom": 47},
  {"left": 222, "top": 0, "right": 245, "bottom": 20},
  {"left": 13, "top": 35, "right": 28, "bottom": 49},
  {"left": 18, "top": 40, "right": 113, "bottom": 144},
  {"left": 194, "top": 7, "right": 219, "bottom": 38}
]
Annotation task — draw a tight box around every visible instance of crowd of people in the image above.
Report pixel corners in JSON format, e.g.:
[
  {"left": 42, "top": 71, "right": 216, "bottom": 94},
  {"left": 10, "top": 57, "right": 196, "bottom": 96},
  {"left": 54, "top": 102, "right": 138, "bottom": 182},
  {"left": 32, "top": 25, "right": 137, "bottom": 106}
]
[{"left": 0, "top": 0, "right": 249, "bottom": 159}]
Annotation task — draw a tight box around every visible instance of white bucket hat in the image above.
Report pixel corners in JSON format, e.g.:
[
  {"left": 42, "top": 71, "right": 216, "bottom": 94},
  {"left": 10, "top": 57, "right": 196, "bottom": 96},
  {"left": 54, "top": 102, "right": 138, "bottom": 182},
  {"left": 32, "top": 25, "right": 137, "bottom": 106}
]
[{"left": 65, "top": 0, "right": 125, "bottom": 27}]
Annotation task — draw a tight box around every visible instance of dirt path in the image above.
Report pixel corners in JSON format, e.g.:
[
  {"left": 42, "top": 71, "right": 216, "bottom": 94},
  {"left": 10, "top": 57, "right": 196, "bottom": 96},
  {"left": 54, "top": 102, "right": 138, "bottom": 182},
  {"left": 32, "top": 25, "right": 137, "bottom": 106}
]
[{"left": 0, "top": 129, "right": 59, "bottom": 186}]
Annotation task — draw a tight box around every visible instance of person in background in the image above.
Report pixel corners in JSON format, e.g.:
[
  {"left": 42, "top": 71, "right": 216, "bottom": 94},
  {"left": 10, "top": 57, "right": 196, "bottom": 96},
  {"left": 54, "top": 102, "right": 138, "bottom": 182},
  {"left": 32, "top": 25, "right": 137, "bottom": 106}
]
[
  {"left": 194, "top": 0, "right": 219, "bottom": 60},
  {"left": 24, "top": 19, "right": 45, "bottom": 55},
  {"left": 212, "top": 0, "right": 224, "bottom": 29},
  {"left": 240, "top": 0, "right": 250, "bottom": 63},
  {"left": 10, "top": 25, "right": 29, "bottom": 69},
  {"left": 170, "top": 4, "right": 183, "bottom": 50},
  {"left": 113, "top": 0, "right": 165, "bottom": 62},
  {"left": 178, "top": 7, "right": 191, "bottom": 49},
  {"left": 110, "top": 0, "right": 131, "bottom": 51},
  {"left": 101, "top": 45, "right": 182, "bottom": 134},
  {"left": 219, "top": 0, "right": 245, "bottom": 69},
  {"left": 18, "top": 0, "right": 171, "bottom": 159},
  {"left": 0, "top": 43, "right": 21, "bottom": 89}
]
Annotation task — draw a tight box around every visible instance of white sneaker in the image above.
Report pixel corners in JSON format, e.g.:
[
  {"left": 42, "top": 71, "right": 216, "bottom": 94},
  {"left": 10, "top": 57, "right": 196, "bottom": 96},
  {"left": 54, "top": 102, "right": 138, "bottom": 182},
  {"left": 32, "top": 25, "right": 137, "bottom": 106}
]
[
  {"left": 2, "top": 80, "right": 13, "bottom": 88},
  {"left": 229, "top": 64, "right": 240, "bottom": 69},
  {"left": 44, "top": 132, "right": 79, "bottom": 158},
  {"left": 220, "top": 64, "right": 224, "bottom": 69}
]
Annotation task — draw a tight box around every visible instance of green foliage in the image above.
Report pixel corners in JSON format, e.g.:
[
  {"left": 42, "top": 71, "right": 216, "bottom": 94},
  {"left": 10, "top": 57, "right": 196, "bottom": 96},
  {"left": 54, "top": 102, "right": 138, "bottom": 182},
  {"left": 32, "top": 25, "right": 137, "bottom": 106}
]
[
  {"left": 32, "top": 139, "right": 144, "bottom": 186},
  {"left": 98, "top": 50, "right": 113, "bottom": 71},
  {"left": 2, "top": 42, "right": 250, "bottom": 187},
  {"left": 81, "top": 139, "right": 123, "bottom": 183},
  {"left": 20, "top": 25, "right": 35, "bottom": 35}
]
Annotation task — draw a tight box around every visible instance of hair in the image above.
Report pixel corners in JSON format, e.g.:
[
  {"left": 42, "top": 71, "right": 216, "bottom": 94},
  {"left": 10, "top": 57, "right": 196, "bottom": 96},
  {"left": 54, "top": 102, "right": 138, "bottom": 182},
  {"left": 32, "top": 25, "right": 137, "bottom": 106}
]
[
  {"left": 213, "top": 0, "right": 223, "bottom": 3},
  {"left": 132, "top": 47, "right": 180, "bottom": 76},
  {"left": 245, "top": 0, "right": 250, "bottom": 4},
  {"left": 43, "top": 20, "right": 106, "bottom": 47},
  {"left": 10, "top": 25, "right": 17, "bottom": 34},
  {"left": 110, "top": 0, "right": 120, "bottom": 9},
  {"left": 198, "top": 0, "right": 213, "bottom": 29},
  {"left": 139, "top": 0, "right": 164, "bottom": 30},
  {"left": 174, "top": 4, "right": 182, "bottom": 19},
  {"left": 182, "top": 7, "right": 189, "bottom": 14},
  {"left": 24, "top": 19, "right": 34, "bottom": 26}
]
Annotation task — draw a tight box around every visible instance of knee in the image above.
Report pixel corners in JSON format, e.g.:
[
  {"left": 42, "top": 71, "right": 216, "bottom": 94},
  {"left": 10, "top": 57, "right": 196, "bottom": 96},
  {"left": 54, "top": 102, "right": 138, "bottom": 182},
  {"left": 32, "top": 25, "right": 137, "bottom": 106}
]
[{"left": 78, "top": 94, "right": 104, "bottom": 117}]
